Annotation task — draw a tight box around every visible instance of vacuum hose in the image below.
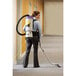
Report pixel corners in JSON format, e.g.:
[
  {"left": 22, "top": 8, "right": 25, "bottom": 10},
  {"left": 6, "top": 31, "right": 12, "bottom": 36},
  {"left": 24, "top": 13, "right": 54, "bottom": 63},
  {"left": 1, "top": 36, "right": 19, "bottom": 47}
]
[{"left": 16, "top": 14, "right": 30, "bottom": 36}]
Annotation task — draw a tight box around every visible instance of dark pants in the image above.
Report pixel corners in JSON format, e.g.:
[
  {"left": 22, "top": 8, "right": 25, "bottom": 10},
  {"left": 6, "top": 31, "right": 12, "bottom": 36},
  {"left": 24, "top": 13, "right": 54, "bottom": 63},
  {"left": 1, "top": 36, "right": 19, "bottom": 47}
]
[{"left": 23, "top": 37, "right": 39, "bottom": 67}]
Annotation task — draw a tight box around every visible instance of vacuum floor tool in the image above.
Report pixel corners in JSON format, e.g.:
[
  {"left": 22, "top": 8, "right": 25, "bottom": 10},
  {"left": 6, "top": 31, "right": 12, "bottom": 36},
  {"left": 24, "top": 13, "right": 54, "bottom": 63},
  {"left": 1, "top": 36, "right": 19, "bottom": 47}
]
[{"left": 39, "top": 42, "right": 62, "bottom": 68}]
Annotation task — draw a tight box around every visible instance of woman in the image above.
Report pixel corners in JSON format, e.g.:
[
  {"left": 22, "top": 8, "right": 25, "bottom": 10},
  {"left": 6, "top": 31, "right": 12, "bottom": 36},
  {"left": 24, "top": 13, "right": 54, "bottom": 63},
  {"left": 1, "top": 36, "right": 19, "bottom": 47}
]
[{"left": 23, "top": 11, "right": 41, "bottom": 68}]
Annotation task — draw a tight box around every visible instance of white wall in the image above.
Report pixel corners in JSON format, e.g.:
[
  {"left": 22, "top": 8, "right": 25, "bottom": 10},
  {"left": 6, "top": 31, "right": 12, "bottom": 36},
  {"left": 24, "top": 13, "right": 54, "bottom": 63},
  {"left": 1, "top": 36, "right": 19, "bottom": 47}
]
[
  {"left": 13, "top": 0, "right": 17, "bottom": 64},
  {"left": 44, "top": 1, "right": 63, "bottom": 35}
]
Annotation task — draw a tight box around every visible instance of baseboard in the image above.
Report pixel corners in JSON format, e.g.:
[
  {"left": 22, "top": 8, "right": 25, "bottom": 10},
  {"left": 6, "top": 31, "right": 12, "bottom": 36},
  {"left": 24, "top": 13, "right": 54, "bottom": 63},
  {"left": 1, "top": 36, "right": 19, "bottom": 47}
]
[{"left": 43, "top": 34, "right": 63, "bottom": 37}]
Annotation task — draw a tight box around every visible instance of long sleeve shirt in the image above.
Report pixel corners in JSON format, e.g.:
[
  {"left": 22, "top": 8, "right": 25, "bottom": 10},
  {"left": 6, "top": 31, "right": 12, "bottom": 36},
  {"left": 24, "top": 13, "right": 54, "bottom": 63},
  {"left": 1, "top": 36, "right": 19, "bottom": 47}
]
[{"left": 33, "top": 20, "right": 41, "bottom": 37}]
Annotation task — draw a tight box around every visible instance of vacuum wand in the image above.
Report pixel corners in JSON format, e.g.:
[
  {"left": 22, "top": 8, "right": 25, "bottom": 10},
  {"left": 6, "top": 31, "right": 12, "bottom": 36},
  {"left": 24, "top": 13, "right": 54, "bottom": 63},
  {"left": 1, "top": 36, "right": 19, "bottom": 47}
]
[{"left": 39, "top": 42, "right": 61, "bottom": 68}]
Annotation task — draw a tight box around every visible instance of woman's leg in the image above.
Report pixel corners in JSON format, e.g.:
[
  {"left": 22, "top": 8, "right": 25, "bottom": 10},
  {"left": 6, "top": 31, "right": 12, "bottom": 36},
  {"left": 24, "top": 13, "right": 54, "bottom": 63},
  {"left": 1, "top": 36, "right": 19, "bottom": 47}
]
[
  {"left": 23, "top": 38, "right": 32, "bottom": 68},
  {"left": 33, "top": 37, "right": 40, "bottom": 67}
]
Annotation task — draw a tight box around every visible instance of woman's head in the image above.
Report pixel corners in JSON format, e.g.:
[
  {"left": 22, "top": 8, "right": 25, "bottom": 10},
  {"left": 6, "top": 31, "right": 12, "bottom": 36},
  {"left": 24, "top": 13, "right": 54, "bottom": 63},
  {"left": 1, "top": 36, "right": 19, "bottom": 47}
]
[{"left": 32, "top": 11, "right": 40, "bottom": 19}]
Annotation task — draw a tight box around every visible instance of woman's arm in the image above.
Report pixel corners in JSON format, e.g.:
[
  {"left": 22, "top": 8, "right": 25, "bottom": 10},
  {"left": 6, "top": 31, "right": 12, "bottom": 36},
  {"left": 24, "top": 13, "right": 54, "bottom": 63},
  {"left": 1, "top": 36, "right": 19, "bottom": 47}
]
[{"left": 34, "top": 21, "right": 41, "bottom": 37}]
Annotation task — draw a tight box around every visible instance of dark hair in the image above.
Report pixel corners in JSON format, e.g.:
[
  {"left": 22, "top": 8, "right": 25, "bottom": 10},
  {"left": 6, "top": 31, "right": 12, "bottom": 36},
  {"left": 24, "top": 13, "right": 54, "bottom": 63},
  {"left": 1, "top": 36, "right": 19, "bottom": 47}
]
[{"left": 32, "top": 11, "right": 40, "bottom": 17}]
